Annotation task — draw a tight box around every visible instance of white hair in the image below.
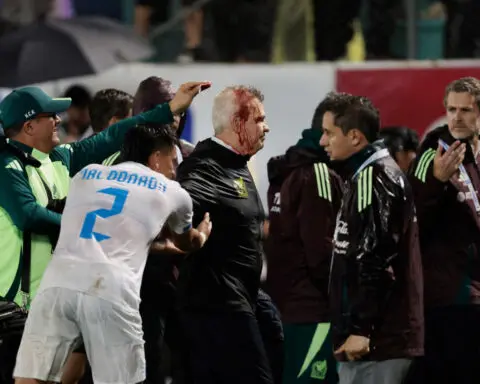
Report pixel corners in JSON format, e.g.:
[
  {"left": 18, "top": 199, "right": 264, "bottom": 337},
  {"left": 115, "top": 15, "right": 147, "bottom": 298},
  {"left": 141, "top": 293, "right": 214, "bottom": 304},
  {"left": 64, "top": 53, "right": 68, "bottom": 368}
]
[{"left": 211, "top": 85, "right": 264, "bottom": 134}]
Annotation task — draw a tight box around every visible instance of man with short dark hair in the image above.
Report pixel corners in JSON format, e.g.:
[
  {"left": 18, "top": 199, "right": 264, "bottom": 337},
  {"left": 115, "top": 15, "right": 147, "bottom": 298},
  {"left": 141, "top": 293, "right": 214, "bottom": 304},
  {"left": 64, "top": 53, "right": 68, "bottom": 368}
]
[
  {"left": 378, "top": 126, "right": 419, "bottom": 172},
  {"left": 89, "top": 89, "right": 134, "bottom": 135},
  {"left": 131, "top": 76, "right": 191, "bottom": 384},
  {"left": 62, "top": 85, "right": 92, "bottom": 141},
  {"left": 320, "top": 92, "right": 423, "bottom": 384},
  {"left": 409, "top": 76, "right": 480, "bottom": 382},
  {"left": 265, "top": 100, "right": 343, "bottom": 384}
]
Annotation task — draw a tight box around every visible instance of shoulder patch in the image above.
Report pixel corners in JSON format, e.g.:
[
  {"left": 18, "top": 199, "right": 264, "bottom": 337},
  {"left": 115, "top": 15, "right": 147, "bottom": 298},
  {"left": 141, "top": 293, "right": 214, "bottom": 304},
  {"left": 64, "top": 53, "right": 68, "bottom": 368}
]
[
  {"left": 233, "top": 177, "right": 248, "bottom": 198},
  {"left": 357, "top": 166, "right": 373, "bottom": 212},
  {"left": 5, "top": 159, "right": 23, "bottom": 172},
  {"left": 58, "top": 144, "right": 73, "bottom": 153},
  {"left": 414, "top": 148, "right": 436, "bottom": 183},
  {"left": 313, "top": 162, "right": 332, "bottom": 202}
]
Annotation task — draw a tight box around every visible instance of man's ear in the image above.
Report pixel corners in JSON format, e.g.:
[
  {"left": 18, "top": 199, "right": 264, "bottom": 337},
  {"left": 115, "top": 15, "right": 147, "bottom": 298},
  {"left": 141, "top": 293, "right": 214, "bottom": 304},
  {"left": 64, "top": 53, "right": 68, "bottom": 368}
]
[
  {"left": 147, "top": 151, "right": 162, "bottom": 172},
  {"left": 350, "top": 128, "right": 369, "bottom": 147},
  {"left": 107, "top": 116, "right": 120, "bottom": 128},
  {"left": 24, "top": 122, "right": 34, "bottom": 136},
  {"left": 348, "top": 129, "right": 361, "bottom": 146}
]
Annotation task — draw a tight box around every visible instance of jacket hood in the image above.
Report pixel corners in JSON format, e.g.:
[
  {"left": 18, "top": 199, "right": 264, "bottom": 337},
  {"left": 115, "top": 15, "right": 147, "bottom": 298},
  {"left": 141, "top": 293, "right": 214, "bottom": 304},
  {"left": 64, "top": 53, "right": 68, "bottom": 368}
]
[{"left": 267, "top": 128, "right": 330, "bottom": 184}]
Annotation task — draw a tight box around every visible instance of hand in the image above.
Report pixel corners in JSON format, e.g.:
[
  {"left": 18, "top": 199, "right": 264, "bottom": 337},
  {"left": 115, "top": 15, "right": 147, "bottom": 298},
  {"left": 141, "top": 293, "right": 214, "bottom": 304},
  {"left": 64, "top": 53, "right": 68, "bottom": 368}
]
[
  {"left": 46, "top": 197, "right": 67, "bottom": 214},
  {"left": 162, "top": 238, "right": 185, "bottom": 255},
  {"left": 196, "top": 212, "right": 213, "bottom": 241},
  {"left": 334, "top": 335, "right": 370, "bottom": 361},
  {"left": 433, "top": 141, "right": 466, "bottom": 182},
  {"left": 169, "top": 81, "right": 211, "bottom": 114},
  {"left": 150, "top": 238, "right": 185, "bottom": 256}
]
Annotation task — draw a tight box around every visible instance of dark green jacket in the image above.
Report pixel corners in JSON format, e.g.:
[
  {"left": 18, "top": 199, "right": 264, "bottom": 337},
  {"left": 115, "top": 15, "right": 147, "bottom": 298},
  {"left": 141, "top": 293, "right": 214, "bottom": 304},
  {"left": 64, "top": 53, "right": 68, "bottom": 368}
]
[{"left": 0, "top": 103, "right": 173, "bottom": 305}]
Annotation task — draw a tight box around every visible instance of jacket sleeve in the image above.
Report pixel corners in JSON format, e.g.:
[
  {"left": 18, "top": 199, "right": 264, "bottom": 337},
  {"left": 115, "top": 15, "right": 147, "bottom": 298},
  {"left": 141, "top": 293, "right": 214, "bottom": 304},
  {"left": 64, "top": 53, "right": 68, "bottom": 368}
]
[
  {"left": 346, "top": 167, "right": 398, "bottom": 337},
  {"left": 0, "top": 160, "right": 61, "bottom": 237},
  {"left": 296, "top": 164, "right": 341, "bottom": 294},
  {"left": 408, "top": 148, "right": 447, "bottom": 222},
  {"left": 176, "top": 159, "right": 218, "bottom": 227},
  {"left": 54, "top": 103, "right": 174, "bottom": 176}
]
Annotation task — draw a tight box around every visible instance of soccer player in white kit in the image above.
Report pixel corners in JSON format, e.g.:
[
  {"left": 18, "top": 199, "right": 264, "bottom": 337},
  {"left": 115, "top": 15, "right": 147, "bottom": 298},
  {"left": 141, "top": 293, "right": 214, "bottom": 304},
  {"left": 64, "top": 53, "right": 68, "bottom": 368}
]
[{"left": 13, "top": 123, "right": 212, "bottom": 384}]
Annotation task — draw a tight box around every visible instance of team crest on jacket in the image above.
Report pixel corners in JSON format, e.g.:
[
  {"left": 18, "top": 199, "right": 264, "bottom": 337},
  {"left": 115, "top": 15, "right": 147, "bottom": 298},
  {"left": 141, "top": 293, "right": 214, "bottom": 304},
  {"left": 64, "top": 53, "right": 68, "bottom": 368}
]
[{"left": 233, "top": 177, "right": 248, "bottom": 198}]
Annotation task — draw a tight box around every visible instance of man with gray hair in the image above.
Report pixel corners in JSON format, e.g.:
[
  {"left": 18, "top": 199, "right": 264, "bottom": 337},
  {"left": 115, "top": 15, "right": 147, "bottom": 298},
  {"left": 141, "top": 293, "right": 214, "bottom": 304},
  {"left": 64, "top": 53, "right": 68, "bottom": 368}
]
[{"left": 176, "top": 86, "right": 272, "bottom": 383}]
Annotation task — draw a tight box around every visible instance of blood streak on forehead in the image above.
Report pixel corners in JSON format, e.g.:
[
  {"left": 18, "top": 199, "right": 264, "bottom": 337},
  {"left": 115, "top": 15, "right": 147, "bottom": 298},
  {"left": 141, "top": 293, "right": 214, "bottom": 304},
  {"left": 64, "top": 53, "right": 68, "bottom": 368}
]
[{"left": 233, "top": 88, "right": 256, "bottom": 123}]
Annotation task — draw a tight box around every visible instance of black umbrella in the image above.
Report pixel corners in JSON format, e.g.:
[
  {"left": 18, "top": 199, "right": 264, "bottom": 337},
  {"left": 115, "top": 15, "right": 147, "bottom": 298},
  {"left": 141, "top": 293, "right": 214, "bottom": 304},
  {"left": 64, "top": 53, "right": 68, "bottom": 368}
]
[{"left": 0, "top": 16, "right": 155, "bottom": 87}]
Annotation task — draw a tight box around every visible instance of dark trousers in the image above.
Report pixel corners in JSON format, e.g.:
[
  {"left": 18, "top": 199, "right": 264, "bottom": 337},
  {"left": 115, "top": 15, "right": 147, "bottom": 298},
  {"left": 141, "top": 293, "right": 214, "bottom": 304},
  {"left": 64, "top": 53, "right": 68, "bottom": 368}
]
[
  {"left": 180, "top": 309, "right": 274, "bottom": 384},
  {"left": 0, "top": 334, "right": 21, "bottom": 384},
  {"left": 139, "top": 256, "right": 186, "bottom": 384},
  {"left": 256, "top": 289, "right": 285, "bottom": 384},
  {"left": 419, "top": 305, "right": 480, "bottom": 384}
]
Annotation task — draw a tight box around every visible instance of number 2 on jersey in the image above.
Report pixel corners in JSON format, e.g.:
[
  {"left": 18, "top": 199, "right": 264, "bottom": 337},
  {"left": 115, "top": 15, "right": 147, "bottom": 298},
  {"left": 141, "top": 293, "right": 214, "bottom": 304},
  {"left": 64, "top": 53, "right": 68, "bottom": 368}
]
[{"left": 79, "top": 187, "right": 129, "bottom": 242}]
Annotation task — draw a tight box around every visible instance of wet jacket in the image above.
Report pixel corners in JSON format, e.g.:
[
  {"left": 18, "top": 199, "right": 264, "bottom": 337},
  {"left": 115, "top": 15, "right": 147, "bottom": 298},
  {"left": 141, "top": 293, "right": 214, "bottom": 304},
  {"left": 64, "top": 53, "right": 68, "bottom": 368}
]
[
  {"left": 331, "top": 142, "right": 424, "bottom": 361},
  {"left": 176, "top": 138, "right": 264, "bottom": 313},
  {"left": 264, "top": 129, "right": 342, "bottom": 323},
  {"left": 409, "top": 125, "right": 480, "bottom": 309}
]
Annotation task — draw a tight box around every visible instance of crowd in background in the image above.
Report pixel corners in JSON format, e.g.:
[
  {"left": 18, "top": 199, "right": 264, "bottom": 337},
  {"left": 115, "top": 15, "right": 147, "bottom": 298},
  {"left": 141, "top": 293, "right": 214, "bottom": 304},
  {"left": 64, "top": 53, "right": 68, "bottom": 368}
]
[{"left": 0, "top": 0, "right": 479, "bottom": 64}]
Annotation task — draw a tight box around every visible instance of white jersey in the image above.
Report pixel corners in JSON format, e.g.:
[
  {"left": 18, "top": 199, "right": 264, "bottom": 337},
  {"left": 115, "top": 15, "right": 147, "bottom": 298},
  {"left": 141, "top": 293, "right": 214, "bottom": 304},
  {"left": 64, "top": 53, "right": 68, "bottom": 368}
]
[{"left": 39, "top": 162, "right": 193, "bottom": 310}]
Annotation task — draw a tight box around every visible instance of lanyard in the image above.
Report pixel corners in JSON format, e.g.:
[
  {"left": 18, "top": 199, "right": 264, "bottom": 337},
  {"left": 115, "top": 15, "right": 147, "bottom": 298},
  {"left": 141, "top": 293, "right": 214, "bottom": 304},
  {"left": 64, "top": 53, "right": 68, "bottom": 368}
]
[
  {"left": 352, "top": 148, "right": 390, "bottom": 179},
  {"left": 438, "top": 139, "right": 480, "bottom": 213}
]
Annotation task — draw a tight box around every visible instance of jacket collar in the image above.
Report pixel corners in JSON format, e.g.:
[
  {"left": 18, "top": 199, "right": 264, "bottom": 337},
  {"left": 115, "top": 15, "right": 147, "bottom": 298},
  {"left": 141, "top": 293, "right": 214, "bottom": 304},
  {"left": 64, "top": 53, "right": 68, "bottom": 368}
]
[
  {"left": 9, "top": 140, "right": 50, "bottom": 162},
  {"left": 341, "top": 141, "right": 388, "bottom": 179}
]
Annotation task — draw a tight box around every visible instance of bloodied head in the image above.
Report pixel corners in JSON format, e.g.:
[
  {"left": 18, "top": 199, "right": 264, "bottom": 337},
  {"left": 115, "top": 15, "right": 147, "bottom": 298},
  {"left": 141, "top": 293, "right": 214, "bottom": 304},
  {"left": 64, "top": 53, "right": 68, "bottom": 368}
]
[{"left": 212, "top": 86, "right": 269, "bottom": 155}]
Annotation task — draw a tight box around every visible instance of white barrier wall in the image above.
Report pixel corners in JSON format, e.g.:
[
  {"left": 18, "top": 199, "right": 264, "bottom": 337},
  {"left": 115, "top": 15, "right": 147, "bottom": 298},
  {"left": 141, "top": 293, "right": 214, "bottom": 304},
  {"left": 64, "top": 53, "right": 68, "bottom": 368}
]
[
  {"left": 37, "top": 63, "right": 336, "bottom": 208},
  {"left": 33, "top": 60, "right": 480, "bottom": 208}
]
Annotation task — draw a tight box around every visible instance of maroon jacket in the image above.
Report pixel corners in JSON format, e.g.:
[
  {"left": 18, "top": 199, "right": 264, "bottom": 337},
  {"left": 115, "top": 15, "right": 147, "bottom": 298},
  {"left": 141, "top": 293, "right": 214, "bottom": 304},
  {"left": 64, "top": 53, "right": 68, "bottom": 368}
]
[
  {"left": 264, "top": 144, "right": 342, "bottom": 323},
  {"left": 409, "top": 125, "right": 480, "bottom": 309}
]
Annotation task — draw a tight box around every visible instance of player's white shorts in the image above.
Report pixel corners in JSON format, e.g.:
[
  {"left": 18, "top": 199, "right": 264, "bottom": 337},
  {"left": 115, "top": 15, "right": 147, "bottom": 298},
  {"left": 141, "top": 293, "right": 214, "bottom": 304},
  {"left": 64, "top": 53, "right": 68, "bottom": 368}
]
[{"left": 14, "top": 287, "right": 145, "bottom": 384}]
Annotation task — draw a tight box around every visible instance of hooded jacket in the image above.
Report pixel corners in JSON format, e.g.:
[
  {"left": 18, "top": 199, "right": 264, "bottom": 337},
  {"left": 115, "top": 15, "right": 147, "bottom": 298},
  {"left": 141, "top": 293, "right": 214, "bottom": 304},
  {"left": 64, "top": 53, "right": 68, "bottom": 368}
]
[
  {"left": 330, "top": 142, "right": 424, "bottom": 361},
  {"left": 264, "top": 128, "right": 342, "bottom": 323},
  {"left": 175, "top": 138, "right": 265, "bottom": 313},
  {"left": 409, "top": 125, "right": 480, "bottom": 309}
]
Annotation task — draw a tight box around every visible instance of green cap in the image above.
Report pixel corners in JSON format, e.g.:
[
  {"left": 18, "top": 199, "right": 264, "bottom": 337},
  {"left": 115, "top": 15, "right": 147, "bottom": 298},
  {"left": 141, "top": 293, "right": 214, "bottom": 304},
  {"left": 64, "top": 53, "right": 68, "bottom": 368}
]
[{"left": 0, "top": 86, "right": 72, "bottom": 129}]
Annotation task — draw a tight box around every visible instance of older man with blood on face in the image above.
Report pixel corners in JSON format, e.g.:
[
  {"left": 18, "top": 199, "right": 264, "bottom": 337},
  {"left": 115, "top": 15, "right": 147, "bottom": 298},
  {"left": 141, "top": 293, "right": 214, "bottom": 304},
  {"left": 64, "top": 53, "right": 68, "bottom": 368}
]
[{"left": 175, "top": 86, "right": 273, "bottom": 384}]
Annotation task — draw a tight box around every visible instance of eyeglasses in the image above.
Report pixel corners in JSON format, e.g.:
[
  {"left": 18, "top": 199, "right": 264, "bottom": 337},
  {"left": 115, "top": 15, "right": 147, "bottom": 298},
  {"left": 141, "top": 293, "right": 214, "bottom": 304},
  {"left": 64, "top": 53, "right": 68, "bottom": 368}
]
[{"left": 34, "top": 113, "right": 58, "bottom": 120}]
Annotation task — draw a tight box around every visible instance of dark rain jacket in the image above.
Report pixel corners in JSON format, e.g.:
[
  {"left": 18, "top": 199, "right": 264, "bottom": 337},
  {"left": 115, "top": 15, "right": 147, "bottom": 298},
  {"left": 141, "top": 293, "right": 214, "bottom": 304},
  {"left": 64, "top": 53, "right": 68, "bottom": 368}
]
[
  {"left": 175, "top": 138, "right": 265, "bottom": 313},
  {"left": 330, "top": 142, "right": 424, "bottom": 361}
]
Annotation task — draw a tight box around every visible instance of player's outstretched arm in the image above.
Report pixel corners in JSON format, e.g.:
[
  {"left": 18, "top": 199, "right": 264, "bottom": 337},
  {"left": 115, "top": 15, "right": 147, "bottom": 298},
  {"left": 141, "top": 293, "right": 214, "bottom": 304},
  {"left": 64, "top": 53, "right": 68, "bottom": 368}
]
[{"left": 171, "top": 212, "right": 212, "bottom": 253}]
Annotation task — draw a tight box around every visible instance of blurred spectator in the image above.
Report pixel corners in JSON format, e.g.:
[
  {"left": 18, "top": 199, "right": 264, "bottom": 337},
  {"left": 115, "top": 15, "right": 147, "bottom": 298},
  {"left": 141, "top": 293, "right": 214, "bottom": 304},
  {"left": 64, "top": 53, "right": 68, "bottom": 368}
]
[
  {"left": 178, "top": 1, "right": 208, "bottom": 62},
  {"left": 0, "top": 0, "right": 53, "bottom": 34},
  {"left": 72, "top": 0, "right": 122, "bottom": 21},
  {"left": 209, "top": 0, "right": 276, "bottom": 62},
  {"left": 312, "top": 0, "right": 361, "bottom": 60},
  {"left": 51, "top": 0, "right": 74, "bottom": 19},
  {"left": 441, "top": 0, "right": 480, "bottom": 58},
  {"left": 363, "top": 0, "right": 400, "bottom": 59},
  {"left": 60, "top": 85, "right": 92, "bottom": 142},
  {"left": 134, "top": 0, "right": 170, "bottom": 38},
  {"left": 89, "top": 89, "right": 133, "bottom": 135},
  {"left": 379, "top": 126, "right": 419, "bottom": 172}
]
